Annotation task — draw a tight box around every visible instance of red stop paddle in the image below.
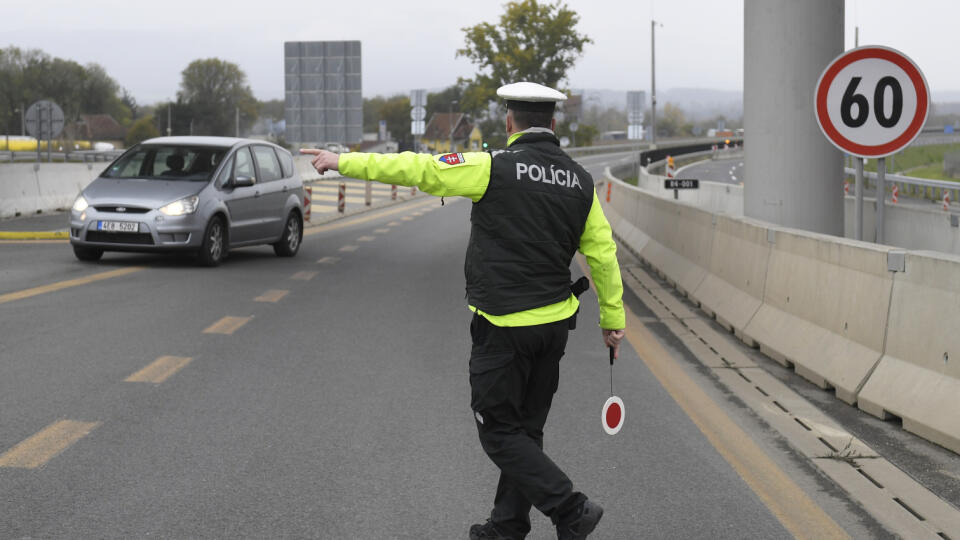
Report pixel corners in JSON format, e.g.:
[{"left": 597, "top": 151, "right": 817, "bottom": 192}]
[{"left": 602, "top": 346, "right": 624, "bottom": 435}]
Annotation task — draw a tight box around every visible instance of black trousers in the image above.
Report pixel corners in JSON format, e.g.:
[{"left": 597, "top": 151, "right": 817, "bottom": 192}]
[{"left": 469, "top": 312, "right": 585, "bottom": 539}]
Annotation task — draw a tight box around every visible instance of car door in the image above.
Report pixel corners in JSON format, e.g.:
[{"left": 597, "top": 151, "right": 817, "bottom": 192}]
[
  {"left": 221, "top": 146, "right": 261, "bottom": 245},
  {"left": 250, "top": 145, "right": 288, "bottom": 241}
]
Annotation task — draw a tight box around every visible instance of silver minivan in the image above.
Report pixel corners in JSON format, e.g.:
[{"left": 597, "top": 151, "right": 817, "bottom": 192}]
[{"left": 69, "top": 136, "right": 304, "bottom": 266}]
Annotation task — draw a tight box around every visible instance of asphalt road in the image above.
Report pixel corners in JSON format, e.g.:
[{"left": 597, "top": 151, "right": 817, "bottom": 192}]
[
  {"left": 0, "top": 150, "right": 952, "bottom": 538},
  {"left": 677, "top": 156, "right": 744, "bottom": 185}
]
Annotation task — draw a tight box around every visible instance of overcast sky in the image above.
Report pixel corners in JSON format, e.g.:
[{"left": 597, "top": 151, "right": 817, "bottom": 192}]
[{"left": 2, "top": 1, "right": 958, "bottom": 105}]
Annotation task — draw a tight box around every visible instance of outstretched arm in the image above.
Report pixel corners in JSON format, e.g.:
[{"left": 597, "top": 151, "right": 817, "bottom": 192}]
[{"left": 300, "top": 149, "right": 491, "bottom": 202}]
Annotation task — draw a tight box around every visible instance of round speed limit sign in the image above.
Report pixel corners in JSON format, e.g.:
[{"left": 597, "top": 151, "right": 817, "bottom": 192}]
[{"left": 815, "top": 46, "right": 929, "bottom": 158}]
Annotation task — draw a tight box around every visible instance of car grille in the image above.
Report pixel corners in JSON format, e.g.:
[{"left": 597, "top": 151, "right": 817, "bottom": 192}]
[
  {"left": 94, "top": 206, "right": 151, "bottom": 214},
  {"left": 85, "top": 232, "right": 155, "bottom": 245}
]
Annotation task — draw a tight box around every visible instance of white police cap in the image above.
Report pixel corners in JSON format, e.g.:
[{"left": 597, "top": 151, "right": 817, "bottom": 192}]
[{"left": 497, "top": 82, "right": 566, "bottom": 112}]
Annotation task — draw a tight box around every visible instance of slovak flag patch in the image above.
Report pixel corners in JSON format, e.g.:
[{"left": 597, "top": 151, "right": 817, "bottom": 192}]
[{"left": 439, "top": 152, "right": 466, "bottom": 165}]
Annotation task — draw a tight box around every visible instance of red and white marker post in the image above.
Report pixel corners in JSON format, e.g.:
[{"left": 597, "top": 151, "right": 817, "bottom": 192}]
[
  {"left": 338, "top": 182, "right": 346, "bottom": 214},
  {"left": 944, "top": 189, "right": 951, "bottom": 211},
  {"left": 815, "top": 46, "right": 929, "bottom": 244},
  {"left": 304, "top": 187, "right": 312, "bottom": 221},
  {"left": 601, "top": 347, "right": 624, "bottom": 435},
  {"left": 391, "top": 184, "right": 397, "bottom": 201},
  {"left": 844, "top": 180, "right": 850, "bottom": 196},
  {"left": 891, "top": 184, "right": 899, "bottom": 204}
]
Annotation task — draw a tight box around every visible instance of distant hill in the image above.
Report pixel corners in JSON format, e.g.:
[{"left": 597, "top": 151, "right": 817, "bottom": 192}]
[{"left": 576, "top": 88, "right": 743, "bottom": 121}]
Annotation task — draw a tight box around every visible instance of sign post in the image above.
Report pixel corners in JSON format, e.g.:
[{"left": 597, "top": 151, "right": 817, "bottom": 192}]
[
  {"left": 25, "top": 100, "right": 64, "bottom": 163},
  {"left": 815, "top": 46, "right": 929, "bottom": 244},
  {"left": 410, "top": 89, "right": 426, "bottom": 152},
  {"left": 664, "top": 178, "right": 699, "bottom": 200}
]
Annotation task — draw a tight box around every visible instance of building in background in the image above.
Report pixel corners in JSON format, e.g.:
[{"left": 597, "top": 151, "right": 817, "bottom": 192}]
[
  {"left": 284, "top": 41, "right": 362, "bottom": 146},
  {"left": 68, "top": 114, "right": 126, "bottom": 147},
  {"left": 422, "top": 113, "right": 482, "bottom": 153}
]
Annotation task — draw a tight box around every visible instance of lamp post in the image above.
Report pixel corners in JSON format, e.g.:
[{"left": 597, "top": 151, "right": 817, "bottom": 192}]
[
  {"left": 651, "top": 20, "right": 663, "bottom": 145},
  {"left": 449, "top": 100, "right": 458, "bottom": 153}
]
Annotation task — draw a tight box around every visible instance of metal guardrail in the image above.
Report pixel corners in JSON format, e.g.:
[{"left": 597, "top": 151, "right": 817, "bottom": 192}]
[
  {"left": 845, "top": 167, "right": 960, "bottom": 192},
  {"left": 843, "top": 167, "right": 960, "bottom": 211},
  {"left": 0, "top": 150, "right": 123, "bottom": 164},
  {"left": 565, "top": 142, "right": 648, "bottom": 158}
]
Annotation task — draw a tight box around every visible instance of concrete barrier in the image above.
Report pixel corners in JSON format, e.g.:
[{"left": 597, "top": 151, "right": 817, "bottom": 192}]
[
  {"left": 1, "top": 162, "right": 102, "bottom": 218},
  {"left": 604, "top": 157, "right": 960, "bottom": 453},
  {"left": 0, "top": 157, "right": 340, "bottom": 220},
  {"left": 741, "top": 230, "right": 896, "bottom": 404},
  {"left": 602, "top": 169, "right": 712, "bottom": 300},
  {"left": 0, "top": 163, "right": 44, "bottom": 218},
  {"left": 692, "top": 215, "right": 771, "bottom": 343},
  {"left": 857, "top": 251, "right": 960, "bottom": 453},
  {"left": 35, "top": 163, "right": 101, "bottom": 211}
]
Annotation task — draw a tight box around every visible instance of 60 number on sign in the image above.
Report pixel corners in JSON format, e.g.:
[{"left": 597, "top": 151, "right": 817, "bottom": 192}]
[{"left": 815, "top": 46, "right": 929, "bottom": 158}]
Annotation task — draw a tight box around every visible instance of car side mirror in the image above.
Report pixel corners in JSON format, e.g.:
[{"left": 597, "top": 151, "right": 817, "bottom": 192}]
[{"left": 234, "top": 175, "right": 256, "bottom": 188}]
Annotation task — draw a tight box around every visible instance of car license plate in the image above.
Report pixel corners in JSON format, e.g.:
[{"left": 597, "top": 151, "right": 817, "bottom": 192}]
[{"left": 97, "top": 220, "right": 139, "bottom": 233}]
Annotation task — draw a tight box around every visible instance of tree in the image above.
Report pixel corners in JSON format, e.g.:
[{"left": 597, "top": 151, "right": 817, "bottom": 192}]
[
  {"left": 457, "top": 1, "right": 591, "bottom": 112},
  {"left": 125, "top": 115, "right": 160, "bottom": 146},
  {"left": 649, "top": 103, "right": 693, "bottom": 138},
  {"left": 177, "top": 58, "right": 257, "bottom": 136},
  {"left": 426, "top": 84, "right": 465, "bottom": 120},
  {"left": 555, "top": 120, "right": 597, "bottom": 147},
  {"left": 581, "top": 105, "right": 627, "bottom": 134},
  {"left": 363, "top": 94, "right": 413, "bottom": 150},
  {"left": 0, "top": 47, "right": 132, "bottom": 134},
  {"left": 258, "top": 99, "right": 284, "bottom": 121}
]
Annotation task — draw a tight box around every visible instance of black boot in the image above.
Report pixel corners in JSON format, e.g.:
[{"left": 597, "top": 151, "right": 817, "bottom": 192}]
[
  {"left": 469, "top": 519, "right": 513, "bottom": 540},
  {"left": 556, "top": 500, "right": 603, "bottom": 540}
]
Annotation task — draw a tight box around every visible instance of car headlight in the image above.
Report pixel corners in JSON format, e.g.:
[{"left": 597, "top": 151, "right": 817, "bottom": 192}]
[
  {"left": 72, "top": 195, "right": 89, "bottom": 212},
  {"left": 159, "top": 195, "right": 200, "bottom": 216}
]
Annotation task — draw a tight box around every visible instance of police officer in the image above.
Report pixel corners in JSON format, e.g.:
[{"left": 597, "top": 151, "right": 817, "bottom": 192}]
[{"left": 302, "top": 81, "right": 625, "bottom": 540}]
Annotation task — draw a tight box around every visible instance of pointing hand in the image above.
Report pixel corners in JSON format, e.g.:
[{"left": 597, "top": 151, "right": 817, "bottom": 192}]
[{"left": 299, "top": 148, "right": 341, "bottom": 175}]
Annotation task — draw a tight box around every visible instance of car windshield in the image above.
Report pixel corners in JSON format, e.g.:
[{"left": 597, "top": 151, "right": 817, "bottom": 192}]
[{"left": 103, "top": 144, "right": 229, "bottom": 181}]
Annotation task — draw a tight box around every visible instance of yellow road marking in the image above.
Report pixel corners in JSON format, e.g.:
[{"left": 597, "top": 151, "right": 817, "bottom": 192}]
[
  {"left": 317, "top": 256, "right": 340, "bottom": 264},
  {"left": 0, "top": 266, "right": 144, "bottom": 305},
  {"left": 401, "top": 216, "right": 414, "bottom": 221},
  {"left": 0, "top": 420, "right": 101, "bottom": 469},
  {"left": 373, "top": 228, "right": 390, "bottom": 234},
  {"left": 125, "top": 356, "right": 193, "bottom": 384},
  {"left": 0, "top": 231, "right": 69, "bottom": 240},
  {"left": 290, "top": 271, "right": 318, "bottom": 281},
  {"left": 623, "top": 311, "right": 847, "bottom": 538},
  {"left": 387, "top": 221, "right": 401, "bottom": 226},
  {"left": 356, "top": 236, "right": 376, "bottom": 242},
  {"left": 203, "top": 316, "right": 251, "bottom": 335},
  {"left": 339, "top": 245, "right": 358, "bottom": 252},
  {"left": 0, "top": 240, "right": 69, "bottom": 244},
  {"left": 254, "top": 289, "right": 289, "bottom": 302},
  {"left": 573, "top": 257, "right": 847, "bottom": 538},
  {"left": 303, "top": 197, "right": 438, "bottom": 237}
]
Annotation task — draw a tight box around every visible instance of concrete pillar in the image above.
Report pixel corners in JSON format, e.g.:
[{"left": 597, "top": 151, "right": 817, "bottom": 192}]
[{"left": 744, "top": 0, "right": 844, "bottom": 235}]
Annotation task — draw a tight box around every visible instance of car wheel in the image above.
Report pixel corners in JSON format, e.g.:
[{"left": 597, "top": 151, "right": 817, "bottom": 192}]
[
  {"left": 273, "top": 211, "right": 302, "bottom": 257},
  {"left": 197, "top": 217, "right": 227, "bottom": 267},
  {"left": 73, "top": 246, "right": 103, "bottom": 262}
]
